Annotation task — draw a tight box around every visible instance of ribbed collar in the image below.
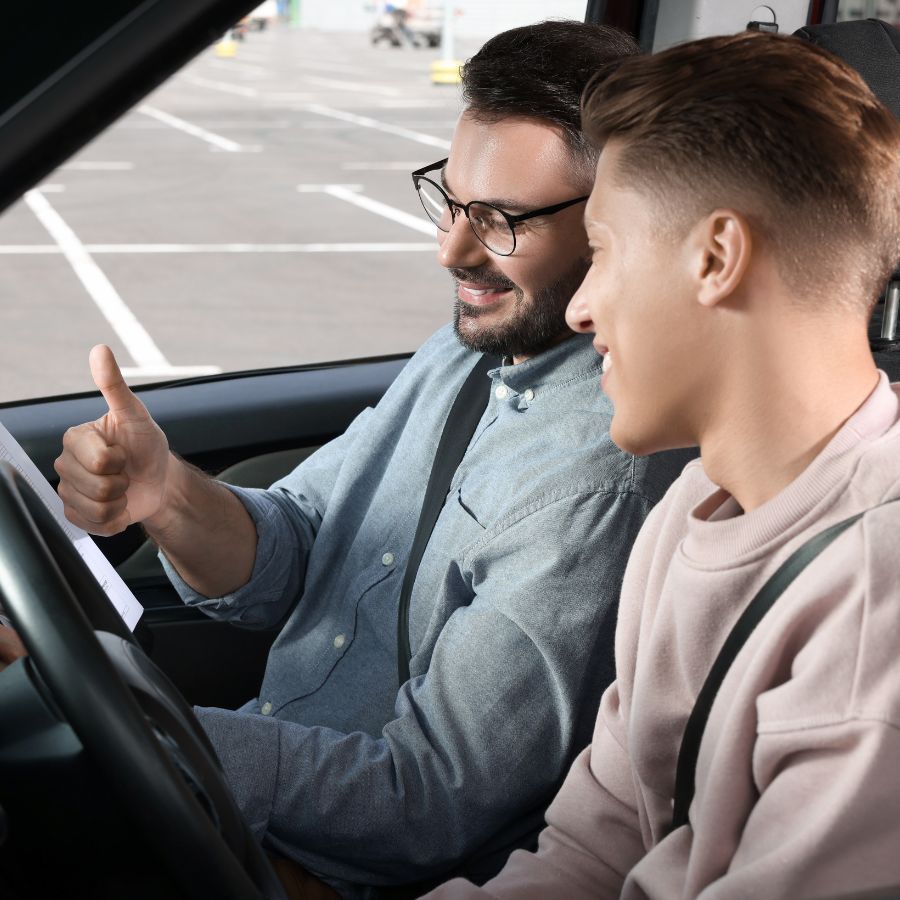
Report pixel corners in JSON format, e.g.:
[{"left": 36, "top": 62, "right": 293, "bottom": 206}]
[
  {"left": 488, "top": 333, "right": 603, "bottom": 395},
  {"left": 681, "top": 372, "right": 899, "bottom": 567}
]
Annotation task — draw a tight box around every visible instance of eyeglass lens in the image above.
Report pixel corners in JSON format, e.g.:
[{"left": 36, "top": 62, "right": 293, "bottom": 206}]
[{"left": 415, "top": 179, "right": 515, "bottom": 255}]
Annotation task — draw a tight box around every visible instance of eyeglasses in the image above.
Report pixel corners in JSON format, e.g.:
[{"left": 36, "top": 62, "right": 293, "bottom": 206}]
[{"left": 411, "top": 158, "right": 588, "bottom": 256}]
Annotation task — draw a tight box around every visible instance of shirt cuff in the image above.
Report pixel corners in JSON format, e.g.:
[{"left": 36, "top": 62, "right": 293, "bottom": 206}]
[{"left": 158, "top": 484, "right": 298, "bottom": 624}]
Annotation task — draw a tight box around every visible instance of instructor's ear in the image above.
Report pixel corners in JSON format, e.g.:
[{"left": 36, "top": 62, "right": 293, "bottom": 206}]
[{"left": 691, "top": 210, "right": 752, "bottom": 308}]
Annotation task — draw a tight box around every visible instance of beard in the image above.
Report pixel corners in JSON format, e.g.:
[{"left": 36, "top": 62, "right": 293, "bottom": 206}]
[{"left": 451, "top": 255, "right": 590, "bottom": 359}]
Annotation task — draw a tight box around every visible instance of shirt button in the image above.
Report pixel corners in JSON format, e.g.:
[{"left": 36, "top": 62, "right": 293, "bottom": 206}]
[
  {"left": 523, "top": 388, "right": 535, "bottom": 401},
  {"left": 495, "top": 385, "right": 509, "bottom": 399},
  {"left": 333, "top": 633, "right": 346, "bottom": 649},
  {"left": 261, "top": 701, "right": 273, "bottom": 715},
  {"left": 382, "top": 552, "right": 394, "bottom": 566}
]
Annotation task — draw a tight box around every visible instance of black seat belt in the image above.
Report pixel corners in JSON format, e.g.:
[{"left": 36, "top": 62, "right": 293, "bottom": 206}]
[
  {"left": 396, "top": 353, "right": 495, "bottom": 686},
  {"left": 671, "top": 497, "right": 900, "bottom": 832}
]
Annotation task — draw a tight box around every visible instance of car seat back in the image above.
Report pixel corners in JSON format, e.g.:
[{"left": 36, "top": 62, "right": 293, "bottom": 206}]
[{"left": 794, "top": 19, "right": 900, "bottom": 379}]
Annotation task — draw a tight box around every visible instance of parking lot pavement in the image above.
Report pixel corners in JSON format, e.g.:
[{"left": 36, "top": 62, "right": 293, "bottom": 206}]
[{"left": 0, "top": 27, "right": 482, "bottom": 403}]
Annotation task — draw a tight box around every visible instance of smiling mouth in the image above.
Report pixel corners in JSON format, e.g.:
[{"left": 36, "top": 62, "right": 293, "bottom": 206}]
[{"left": 456, "top": 282, "right": 513, "bottom": 306}]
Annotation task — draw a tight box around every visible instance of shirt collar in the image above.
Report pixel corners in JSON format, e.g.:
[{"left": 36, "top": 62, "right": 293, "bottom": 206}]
[{"left": 488, "top": 333, "right": 602, "bottom": 395}]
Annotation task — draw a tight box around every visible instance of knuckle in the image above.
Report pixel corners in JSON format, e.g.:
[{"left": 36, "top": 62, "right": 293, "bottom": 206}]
[
  {"left": 92, "top": 479, "right": 120, "bottom": 503},
  {"left": 88, "top": 447, "right": 112, "bottom": 474}
]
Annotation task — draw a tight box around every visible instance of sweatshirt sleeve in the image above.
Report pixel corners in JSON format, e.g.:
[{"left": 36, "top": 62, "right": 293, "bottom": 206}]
[{"left": 698, "top": 719, "right": 900, "bottom": 898}]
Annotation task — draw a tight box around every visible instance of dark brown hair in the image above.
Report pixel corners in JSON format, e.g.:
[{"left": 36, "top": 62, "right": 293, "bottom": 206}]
[
  {"left": 581, "top": 31, "right": 900, "bottom": 306},
  {"left": 461, "top": 20, "right": 639, "bottom": 184}
]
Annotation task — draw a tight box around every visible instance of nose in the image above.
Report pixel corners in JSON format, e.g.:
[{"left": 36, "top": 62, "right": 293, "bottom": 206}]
[
  {"left": 437, "top": 212, "right": 490, "bottom": 270},
  {"left": 565, "top": 269, "right": 595, "bottom": 334}
]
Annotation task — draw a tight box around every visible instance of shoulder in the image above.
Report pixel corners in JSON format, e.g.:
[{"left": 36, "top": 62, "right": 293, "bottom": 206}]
[
  {"left": 404, "top": 323, "right": 471, "bottom": 372},
  {"left": 378, "top": 324, "right": 480, "bottom": 409}
]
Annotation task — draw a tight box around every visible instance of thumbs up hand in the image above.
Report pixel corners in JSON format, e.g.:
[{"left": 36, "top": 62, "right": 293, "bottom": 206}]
[{"left": 54, "top": 346, "right": 171, "bottom": 535}]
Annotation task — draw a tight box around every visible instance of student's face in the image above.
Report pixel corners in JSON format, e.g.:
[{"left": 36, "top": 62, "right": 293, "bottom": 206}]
[
  {"left": 566, "top": 140, "right": 705, "bottom": 455},
  {"left": 437, "top": 113, "right": 591, "bottom": 361}
]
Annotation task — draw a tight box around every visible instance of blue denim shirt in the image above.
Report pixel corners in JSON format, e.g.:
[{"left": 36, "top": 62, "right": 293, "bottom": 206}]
[{"left": 162, "top": 325, "right": 692, "bottom": 893}]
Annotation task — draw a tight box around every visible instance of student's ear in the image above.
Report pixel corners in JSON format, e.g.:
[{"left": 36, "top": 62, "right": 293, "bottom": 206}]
[{"left": 690, "top": 210, "right": 752, "bottom": 308}]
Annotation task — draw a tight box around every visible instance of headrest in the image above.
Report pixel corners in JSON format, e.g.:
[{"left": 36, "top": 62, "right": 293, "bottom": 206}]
[{"left": 793, "top": 19, "right": 900, "bottom": 119}]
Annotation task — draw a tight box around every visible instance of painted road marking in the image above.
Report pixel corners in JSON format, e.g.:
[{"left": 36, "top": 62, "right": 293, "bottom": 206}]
[
  {"left": 296, "top": 183, "right": 363, "bottom": 193},
  {"left": 61, "top": 161, "right": 135, "bottom": 171},
  {"left": 301, "top": 76, "right": 400, "bottom": 97},
  {"left": 137, "top": 105, "right": 244, "bottom": 152},
  {"left": 300, "top": 104, "right": 451, "bottom": 150},
  {"left": 207, "top": 59, "right": 269, "bottom": 77},
  {"left": 0, "top": 243, "right": 434, "bottom": 254},
  {"left": 183, "top": 76, "right": 259, "bottom": 98},
  {"left": 342, "top": 161, "right": 423, "bottom": 171},
  {"left": 117, "top": 120, "right": 288, "bottom": 130},
  {"left": 22, "top": 191, "right": 219, "bottom": 376},
  {"left": 308, "top": 185, "right": 435, "bottom": 236}
]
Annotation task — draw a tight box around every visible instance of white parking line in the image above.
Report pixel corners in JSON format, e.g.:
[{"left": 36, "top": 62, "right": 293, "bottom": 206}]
[
  {"left": 137, "top": 105, "right": 244, "bottom": 152},
  {"left": 373, "top": 100, "right": 460, "bottom": 110},
  {"left": 342, "top": 162, "right": 422, "bottom": 171},
  {"left": 293, "top": 60, "right": 370, "bottom": 76},
  {"left": 183, "top": 76, "right": 259, "bottom": 98},
  {"left": 296, "top": 183, "right": 363, "bottom": 192},
  {"left": 22, "top": 191, "right": 219, "bottom": 376},
  {"left": 313, "top": 186, "right": 436, "bottom": 236},
  {"left": 301, "top": 76, "right": 400, "bottom": 97},
  {"left": 301, "top": 104, "right": 451, "bottom": 150},
  {"left": 118, "top": 120, "right": 288, "bottom": 130},
  {"left": 207, "top": 59, "right": 269, "bottom": 77},
  {"left": 263, "top": 92, "right": 319, "bottom": 103},
  {"left": 61, "top": 161, "right": 135, "bottom": 171},
  {"left": 0, "top": 243, "right": 435, "bottom": 254}
]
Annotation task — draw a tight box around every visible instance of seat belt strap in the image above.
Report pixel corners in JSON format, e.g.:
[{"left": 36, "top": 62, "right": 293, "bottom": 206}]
[
  {"left": 671, "top": 496, "right": 900, "bottom": 832},
  {"left": 396, "top": 353, "right": 495, "bottom": 686}
]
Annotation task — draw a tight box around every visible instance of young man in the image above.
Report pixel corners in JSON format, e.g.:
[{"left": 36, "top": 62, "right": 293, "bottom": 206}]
[
  {"left": 423, "top": 29, "right": 900, "bottom": 900},
  {"left": 45, "top": 21, "right": 692, "bottom": 896}
]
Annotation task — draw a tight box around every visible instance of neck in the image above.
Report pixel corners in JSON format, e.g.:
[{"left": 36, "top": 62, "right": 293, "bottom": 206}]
[
  {"left": 698, "top": 316, "right": 878, "bottom": 513},
  {"left": 511, "top": 328, "right": 575, "bottom": 365}
]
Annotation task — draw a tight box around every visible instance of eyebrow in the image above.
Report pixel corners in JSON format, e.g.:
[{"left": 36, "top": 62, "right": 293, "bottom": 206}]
[{"left": 439, "top": 164, "right": 534, "bottom": 215}]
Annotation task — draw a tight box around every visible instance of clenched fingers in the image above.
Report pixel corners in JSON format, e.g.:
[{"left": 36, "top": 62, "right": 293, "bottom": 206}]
[
  {"left": 55, "top": 424, "right": 131, "bottom": 534},
  {"left": 58, "top": 423, "right": 128, "bottom": 476}
]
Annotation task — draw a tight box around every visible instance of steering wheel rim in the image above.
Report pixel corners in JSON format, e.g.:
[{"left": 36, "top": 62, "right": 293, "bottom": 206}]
[{"left": 0, "top": 461, "right": 286, "bottom": 900}]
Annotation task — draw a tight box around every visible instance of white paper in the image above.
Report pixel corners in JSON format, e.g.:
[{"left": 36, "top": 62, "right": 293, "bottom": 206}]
[{"left": 0, "top": 420, "right": 143, "bottom": 631}]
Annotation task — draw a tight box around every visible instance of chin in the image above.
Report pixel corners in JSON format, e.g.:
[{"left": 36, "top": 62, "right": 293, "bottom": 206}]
[{"left": 610, "top": 419, "right": 679, "bottom": 458}]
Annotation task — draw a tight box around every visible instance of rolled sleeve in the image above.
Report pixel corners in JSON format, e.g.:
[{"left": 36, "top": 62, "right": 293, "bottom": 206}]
[{"left": 160, "top": 484, "right": 310, "bottom": 628}]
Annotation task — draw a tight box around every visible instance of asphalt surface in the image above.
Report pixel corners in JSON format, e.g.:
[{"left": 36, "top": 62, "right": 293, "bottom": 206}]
[{"left": 0, "top": 27, "right": 482, "bottom": 404}]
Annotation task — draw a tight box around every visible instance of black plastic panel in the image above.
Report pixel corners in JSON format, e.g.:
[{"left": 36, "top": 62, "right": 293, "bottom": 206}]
[{"left": 0, "top": 357, "right": 409, "bottom": 482}]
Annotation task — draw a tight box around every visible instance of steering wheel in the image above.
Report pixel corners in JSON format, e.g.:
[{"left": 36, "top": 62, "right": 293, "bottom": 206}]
[{"left": 0, "top": 461, "right": 287, "bottom": 900}]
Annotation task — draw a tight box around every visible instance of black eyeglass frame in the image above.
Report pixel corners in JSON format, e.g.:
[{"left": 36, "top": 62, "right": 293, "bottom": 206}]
[{"left": 411, "top": 158, "right": 589, "bottom": 257}]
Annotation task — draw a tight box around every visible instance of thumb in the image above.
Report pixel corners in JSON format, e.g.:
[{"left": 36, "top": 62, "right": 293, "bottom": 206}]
[{"left": 89, "top": 345, "right": 144, "bottom": 418}]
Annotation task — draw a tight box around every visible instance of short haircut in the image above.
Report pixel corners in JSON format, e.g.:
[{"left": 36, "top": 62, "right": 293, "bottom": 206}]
[
  {"left": 460, "top": 20, "right": 639, "bottom": 186},
  {"left": 581, "top": 31, "right": 900, "bottom": 308}
]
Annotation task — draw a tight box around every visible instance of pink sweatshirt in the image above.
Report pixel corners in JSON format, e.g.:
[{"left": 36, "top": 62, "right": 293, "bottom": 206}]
[{"left": 425, "top": 373, "right": 900, "bottom": 899}]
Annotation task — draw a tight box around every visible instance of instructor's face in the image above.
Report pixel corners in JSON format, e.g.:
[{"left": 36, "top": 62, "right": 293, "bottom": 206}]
[{"left": 437, "top": 113, "right": 591, "bottom": 362}]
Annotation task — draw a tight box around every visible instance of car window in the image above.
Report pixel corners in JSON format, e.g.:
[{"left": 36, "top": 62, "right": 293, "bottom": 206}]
[
  {"left": 0, "top": 2, "right": 584, "bottom": 404},
  {"left": 836, "top": 0, "right": 899, "bottom": 23}
]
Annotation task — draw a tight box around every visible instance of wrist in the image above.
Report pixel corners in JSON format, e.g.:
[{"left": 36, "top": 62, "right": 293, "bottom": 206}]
[{"left": 141, "top": 452, "right": 191, "bottom": 540}]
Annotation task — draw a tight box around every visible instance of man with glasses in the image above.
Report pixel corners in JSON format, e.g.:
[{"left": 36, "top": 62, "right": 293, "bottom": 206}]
[{"left": 48, "top": 20, "right": 691, "bottom": 897}]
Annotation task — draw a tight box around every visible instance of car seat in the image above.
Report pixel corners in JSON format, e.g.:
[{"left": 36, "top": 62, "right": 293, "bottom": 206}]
[{"left": 793, "top": 18, "right": 900, "bottom": 380}]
